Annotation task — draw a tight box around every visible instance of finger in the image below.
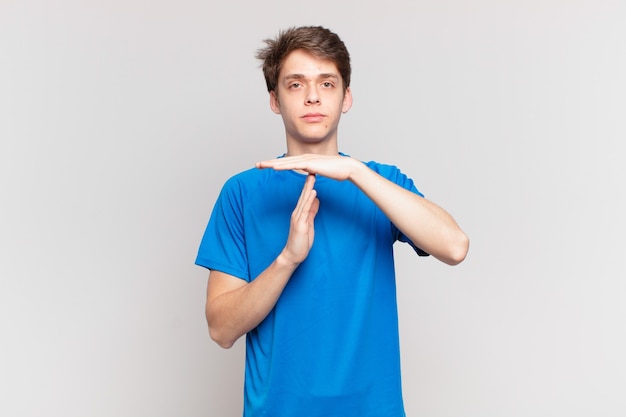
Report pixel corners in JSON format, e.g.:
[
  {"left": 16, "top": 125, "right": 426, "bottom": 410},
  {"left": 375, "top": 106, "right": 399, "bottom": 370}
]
[
  {"left": 256, "top": 157, "right": 292, "bottom": 169},
  {"left": 257, "top": 161, "right": 300, "bottom": 171},
  {"left": 301, "top": 190, "right": 318, "bottom": 225},
  {"left": 256, "top": 155, "right": 313, "bottom": 170},
  {"left": 293, "top": 174, "right": 316, "bottom": 220},
  {"left": 300, "top": 174, "right": 317, "bottom": 212},
  {"left": 301, "top": 177, "right": 318, "bottom": 221},
  {"left": 308, "top": 195, "right": 320, "bottom": 221},
  {"left": 300, "top": 178, "right": 318, "bottom": 225},
  {"left": 255, "top": 160, "right": 276, "bottom": 169},
  {"left": 299, "top": 189, "right": 319, "bottom": 231}
]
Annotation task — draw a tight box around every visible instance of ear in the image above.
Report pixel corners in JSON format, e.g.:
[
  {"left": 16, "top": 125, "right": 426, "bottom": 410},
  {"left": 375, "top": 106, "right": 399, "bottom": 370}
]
[
  {"left": 269, "top": 90, "right": 281, "bottom": 114},
  {"left": 341, "top": 87, "right": 353, "bottom": 114}
]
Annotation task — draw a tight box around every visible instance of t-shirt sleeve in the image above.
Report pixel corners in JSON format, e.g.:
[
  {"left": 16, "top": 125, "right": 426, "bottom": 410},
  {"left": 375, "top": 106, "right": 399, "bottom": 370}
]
[
  {"left": 195, "top": 177, "right": 250, "bottom": 280},
  {"left": 374, "top": 163, "right": 430, "bottom": 257}
]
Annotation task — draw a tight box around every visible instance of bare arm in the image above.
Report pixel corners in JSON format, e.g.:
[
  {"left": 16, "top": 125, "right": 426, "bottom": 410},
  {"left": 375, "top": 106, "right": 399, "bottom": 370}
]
[
  {"left": 206, "top": 174, "right": 319, "bottom": 348},
  {"left": 350, "top": 161, "right": 469, "bottom": 265},
  {"left": 256, "top": 154, "right": 469, "bottom": 265}
]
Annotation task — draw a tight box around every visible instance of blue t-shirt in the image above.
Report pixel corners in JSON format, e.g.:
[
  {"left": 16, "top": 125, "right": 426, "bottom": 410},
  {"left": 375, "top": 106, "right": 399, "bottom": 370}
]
[{"left": 196, "top": 157, "right": 427, "bottom": 417}]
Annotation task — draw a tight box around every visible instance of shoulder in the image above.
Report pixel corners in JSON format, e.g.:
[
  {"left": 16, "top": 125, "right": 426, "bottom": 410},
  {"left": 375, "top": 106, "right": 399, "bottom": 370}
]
[
  {"left": 219, "top": 165, "right": 303, "bottom": 206},
  {"left": 361, "top": 159, "right": 424, "bottom": 197},
  {"left": 363, "top": 160, "right": 406, "bottom": 179},
  {"left": 340, "top": 152, "right": 402, "bottom": 176},
  {"left": 221, "top": 167, "right": 273, "bottom": 196}
]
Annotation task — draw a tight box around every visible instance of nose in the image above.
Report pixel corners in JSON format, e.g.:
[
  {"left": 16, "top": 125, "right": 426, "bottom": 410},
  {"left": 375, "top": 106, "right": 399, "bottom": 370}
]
[{"left": 305, "top": 87, "right": 320, "bottom": 105}]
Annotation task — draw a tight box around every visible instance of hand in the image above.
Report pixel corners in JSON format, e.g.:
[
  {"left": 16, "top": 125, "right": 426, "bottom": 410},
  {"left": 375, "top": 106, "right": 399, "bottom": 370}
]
[
  {"left": 256, "top": 154, "right": 358, "bottom": 181},
  {"left": 280, "top": 174, "right": 320, "bottom": 265}
]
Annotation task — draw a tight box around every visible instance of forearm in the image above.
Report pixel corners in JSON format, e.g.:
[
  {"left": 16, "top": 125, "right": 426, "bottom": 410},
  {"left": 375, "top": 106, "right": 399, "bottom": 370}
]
[
  {"left": 206, "top": 252, "right": 299, "bottom": 348},
  {"left": 207, "top": 174, "right": 318, "bottom": 348},
  {"left": 349, "top": 160, "right": 469, "bottom": 265}
]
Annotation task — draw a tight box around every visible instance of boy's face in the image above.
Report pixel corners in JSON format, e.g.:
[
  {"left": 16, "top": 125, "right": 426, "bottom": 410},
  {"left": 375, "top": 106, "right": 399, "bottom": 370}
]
[{"left": 270, "top": 49, "right": 352, "bottom": 154}]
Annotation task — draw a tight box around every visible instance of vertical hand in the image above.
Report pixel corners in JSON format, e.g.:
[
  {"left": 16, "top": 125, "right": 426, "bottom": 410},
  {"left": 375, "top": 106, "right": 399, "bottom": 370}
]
[{"left": 281, "top": 174, "right": 320, "bottom": 265}]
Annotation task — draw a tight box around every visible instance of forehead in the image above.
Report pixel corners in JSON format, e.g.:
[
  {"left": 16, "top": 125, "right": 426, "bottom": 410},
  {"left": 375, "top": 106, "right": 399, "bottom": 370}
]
[{"left": 279, "top": 49, "right": 340, "bottom": 79}]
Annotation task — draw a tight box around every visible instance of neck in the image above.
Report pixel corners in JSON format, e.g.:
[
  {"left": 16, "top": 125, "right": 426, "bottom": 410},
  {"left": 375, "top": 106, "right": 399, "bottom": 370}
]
[{"left": 285, "top": 138, "right": 339, "bottom": 157}]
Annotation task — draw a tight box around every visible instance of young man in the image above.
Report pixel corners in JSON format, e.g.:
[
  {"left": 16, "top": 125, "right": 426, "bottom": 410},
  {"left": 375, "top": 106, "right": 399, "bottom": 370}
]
[{"left": 196, "top": 26, "right": 469, "bottom": 417}]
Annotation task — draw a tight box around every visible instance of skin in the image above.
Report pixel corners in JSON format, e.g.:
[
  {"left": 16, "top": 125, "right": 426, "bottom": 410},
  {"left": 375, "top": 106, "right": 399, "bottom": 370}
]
[
  {"left": 206, "top": 49, "right": 469, "bottom": 349},
  {"left": 268, "top": 49, "right": 352, "bottom": 156}
]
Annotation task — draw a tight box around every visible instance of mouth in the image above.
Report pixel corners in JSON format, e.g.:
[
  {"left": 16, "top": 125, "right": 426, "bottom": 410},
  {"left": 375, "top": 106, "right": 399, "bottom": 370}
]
[{"left": 302, "top": 113, "right": 325, "bottom": 123}]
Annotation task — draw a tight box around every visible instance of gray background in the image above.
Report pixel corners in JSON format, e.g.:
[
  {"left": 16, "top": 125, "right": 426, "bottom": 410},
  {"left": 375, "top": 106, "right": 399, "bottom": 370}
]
[{"left": 1, "top": 0, "right": 625, "bottom": 416}]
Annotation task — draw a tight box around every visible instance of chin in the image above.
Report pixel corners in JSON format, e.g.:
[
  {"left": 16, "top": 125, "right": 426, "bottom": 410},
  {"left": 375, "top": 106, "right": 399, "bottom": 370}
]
[{"left": 298, "top": 130, "right": 335, "bottom": 143}]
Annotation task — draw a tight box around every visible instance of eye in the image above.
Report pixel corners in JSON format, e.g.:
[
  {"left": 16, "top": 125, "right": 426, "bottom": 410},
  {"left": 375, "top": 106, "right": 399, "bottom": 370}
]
[
  {"left": 322, "top": 81, "right": 334, "bottom": 88},
  {"left": 289, "top": 82, "right": 302, "bottom": 89}
]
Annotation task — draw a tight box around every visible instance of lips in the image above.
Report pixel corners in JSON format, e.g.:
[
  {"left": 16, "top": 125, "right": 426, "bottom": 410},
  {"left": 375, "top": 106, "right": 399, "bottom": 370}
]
[{"left": 302, "top": 113, "right": 325, "bottom": 123}]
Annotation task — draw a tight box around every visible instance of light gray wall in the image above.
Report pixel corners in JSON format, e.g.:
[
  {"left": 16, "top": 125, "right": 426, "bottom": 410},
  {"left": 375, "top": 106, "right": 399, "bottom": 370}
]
[{"left": 1, "top": 1, "right": 625, "bottom": 416}]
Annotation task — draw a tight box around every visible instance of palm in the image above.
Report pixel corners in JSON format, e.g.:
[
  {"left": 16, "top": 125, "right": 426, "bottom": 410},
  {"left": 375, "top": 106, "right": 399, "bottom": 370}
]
[
  {"left": 257, "top": 154, "right": 355, "bottom": 181},
  {"left": 282, "top": 174, "right": 320, "bottom": 264}
]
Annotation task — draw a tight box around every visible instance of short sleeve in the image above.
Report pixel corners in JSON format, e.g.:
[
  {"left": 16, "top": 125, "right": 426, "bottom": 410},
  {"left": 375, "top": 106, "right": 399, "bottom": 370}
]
[
  {"left": 195, "top": 177, "right": 250, "bottom": 280},
  {"left": 368, "top": 161, "right": 430, "bottom": 257}
]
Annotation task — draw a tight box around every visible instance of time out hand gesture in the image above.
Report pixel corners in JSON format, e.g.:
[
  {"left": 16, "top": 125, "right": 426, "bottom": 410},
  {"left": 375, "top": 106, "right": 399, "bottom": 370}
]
[
  {"left": 281, "top": 173, "right": 320, "bottom": 265},
  {"left": 256, "top": 154, "right": 358, "bottom": 181}
]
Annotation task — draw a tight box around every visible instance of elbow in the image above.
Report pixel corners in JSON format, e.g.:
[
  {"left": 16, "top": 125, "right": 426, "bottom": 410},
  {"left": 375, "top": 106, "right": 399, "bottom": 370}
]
[
  {"left": 207, "top": 310, "right": 240, "bottom": 349},
  {"left": 213, "top": 336, "right": 236, "bottom": 350},
  {"left": 206, "top": 302, "right": 241, "bottom": 349},
  {"left": 208, "top": 325, "right": 237, "bottom": 349},
  {"left": 452, "top": 233, "right": 470, "bottom": 265},
  {"left": 206, "top": 304, "right": 235, "bottom": 349},
  {"left": 443, "top": 231, "right": 470, "bottom": 266}
]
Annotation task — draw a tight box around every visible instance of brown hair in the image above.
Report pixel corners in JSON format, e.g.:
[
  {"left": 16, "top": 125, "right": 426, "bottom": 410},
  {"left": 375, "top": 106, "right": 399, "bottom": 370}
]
[{"left": 256, "top": 26, "right": 351, "bottom": 93}]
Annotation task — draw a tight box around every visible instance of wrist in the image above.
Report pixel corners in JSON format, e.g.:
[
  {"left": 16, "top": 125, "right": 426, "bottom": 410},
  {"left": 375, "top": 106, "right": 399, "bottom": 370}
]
[
  {"left": 347, "top": 158, "right": 368, "bottom": 183},
  {"left": 276, "top": 249, "right": 302, "bottom": 270}
]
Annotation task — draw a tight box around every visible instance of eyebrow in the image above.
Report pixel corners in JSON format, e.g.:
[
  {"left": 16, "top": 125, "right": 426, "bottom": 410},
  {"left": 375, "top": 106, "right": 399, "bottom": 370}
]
[{"left": 283, "top": 73, "right": 339, "bottom": 82}]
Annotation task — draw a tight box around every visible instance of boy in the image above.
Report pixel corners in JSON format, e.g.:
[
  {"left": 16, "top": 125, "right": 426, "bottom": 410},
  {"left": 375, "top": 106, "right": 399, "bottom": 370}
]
[{"left": 196, "top": 26, "right": 469, "bottom": 417}]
